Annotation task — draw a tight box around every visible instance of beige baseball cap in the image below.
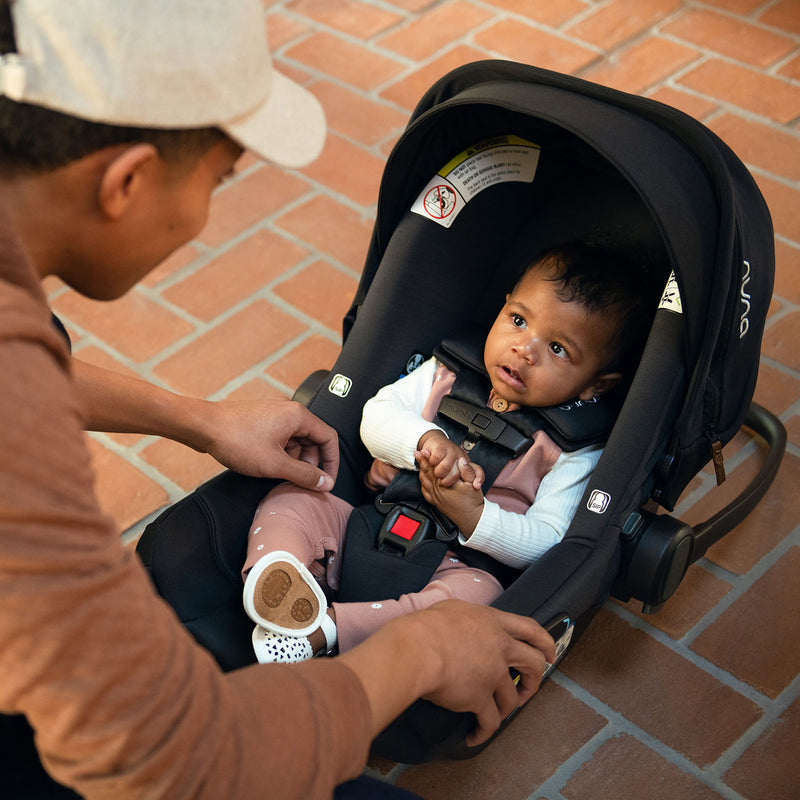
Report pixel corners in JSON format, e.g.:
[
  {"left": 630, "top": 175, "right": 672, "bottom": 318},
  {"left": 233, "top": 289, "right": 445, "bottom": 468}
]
[{"left": 0, "top": 0, "right": 326, "bottom": 168}]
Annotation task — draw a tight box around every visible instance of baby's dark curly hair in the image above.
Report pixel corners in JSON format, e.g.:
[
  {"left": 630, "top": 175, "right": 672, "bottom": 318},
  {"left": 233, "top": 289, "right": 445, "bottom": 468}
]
[{"left": 518, "top": 241, "right": 659, "bottom": 376}]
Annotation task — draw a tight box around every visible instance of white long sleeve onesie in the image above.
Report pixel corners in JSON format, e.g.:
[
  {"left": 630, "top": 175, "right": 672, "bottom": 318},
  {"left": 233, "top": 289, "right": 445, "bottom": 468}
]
[{"left": 360, "top": 357, "right": 602, "bottom": 570}]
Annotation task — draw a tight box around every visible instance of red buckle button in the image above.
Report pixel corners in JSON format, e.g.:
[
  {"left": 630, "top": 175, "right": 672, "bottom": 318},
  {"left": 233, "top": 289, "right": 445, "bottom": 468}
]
[{"left": 390, "top": 514, "right": 421, "bottom": 541}]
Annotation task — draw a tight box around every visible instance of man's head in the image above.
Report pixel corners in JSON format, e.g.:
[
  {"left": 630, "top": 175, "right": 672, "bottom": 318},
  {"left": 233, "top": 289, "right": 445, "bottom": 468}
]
[
  {"left": 0, "top": 0, "right": 325, "bottom": 171},
  {"left": 483, "top": 242, "right": 654, "bottom": 408},
  {"left": 0, "top": 0, "right": 326, "bottom": 299}
]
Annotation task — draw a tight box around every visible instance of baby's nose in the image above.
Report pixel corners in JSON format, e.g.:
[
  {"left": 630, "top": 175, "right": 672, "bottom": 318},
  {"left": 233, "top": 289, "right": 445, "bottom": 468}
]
[{"left": 513, "top": 337, "right": 539, "bottom": 363}]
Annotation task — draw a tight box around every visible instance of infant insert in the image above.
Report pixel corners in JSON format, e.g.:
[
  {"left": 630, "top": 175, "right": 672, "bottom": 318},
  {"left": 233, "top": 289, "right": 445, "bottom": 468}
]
[{"left": 137, "top": 60, "right": 785, "bottom": 763}]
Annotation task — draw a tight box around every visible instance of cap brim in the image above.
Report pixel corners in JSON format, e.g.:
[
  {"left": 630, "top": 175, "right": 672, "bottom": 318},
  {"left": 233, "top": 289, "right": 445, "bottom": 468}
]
[{"left": 222, "top": 70, "right": 326, "bottom": 169}]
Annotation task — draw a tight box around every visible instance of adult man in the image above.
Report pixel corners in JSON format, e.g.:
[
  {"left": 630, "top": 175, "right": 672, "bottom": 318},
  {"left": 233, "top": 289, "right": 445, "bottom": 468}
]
[{"left": 0, "top": 2, "right": 555, "bottom": 797}]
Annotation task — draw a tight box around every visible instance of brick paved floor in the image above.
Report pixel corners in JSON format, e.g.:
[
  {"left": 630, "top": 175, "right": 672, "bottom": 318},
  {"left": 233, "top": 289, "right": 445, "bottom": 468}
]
[{"left": 46, "top": 1, "right": 799, "bottom": 798}]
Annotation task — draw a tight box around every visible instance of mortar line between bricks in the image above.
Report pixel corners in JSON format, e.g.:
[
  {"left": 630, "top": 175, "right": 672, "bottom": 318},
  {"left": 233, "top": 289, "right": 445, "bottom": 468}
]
[
  {"left": 86, "top": 431, "right": 186, "bottom": 500},
  {"left": 711, "top": 673, "right": 800, "bottom": 777},
  {"left": 519, "top": 719, "right": 618, "bottom": 800},
  {"left": 774, "top": 231, "right": 800, "bottom": 250},
  {"left": 622, "top": 524, "right": 799, "bottom": 668},
  {"left": 679, "top": 0, "right": 800, "bottom": 42},
  {"left": 606, "top": 600, "right": 778, "bottom": 709},
  {"left": 548, "top": 671, "right": 751, "bottom": 800}
]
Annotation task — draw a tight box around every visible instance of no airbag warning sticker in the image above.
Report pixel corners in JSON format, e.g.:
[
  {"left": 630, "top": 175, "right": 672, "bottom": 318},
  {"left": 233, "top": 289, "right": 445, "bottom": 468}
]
[{"left": 411, "top": 135, "right": 541, "bottom": 228}]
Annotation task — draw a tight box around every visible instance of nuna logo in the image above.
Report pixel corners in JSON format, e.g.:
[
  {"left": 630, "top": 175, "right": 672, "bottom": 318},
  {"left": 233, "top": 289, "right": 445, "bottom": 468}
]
[{"left": 739, "top": 259, "right": 751, "bottom": 339}]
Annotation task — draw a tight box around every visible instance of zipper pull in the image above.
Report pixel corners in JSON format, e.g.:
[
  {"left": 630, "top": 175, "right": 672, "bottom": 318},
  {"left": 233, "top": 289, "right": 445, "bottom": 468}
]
[{"left": 708, "top": 433, "right": 726, "bottom": 486}]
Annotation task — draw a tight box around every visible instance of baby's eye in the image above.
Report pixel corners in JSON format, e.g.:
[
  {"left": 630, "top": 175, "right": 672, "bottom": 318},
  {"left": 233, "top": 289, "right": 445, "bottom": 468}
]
[
  {"left": 550, "top": 342, "right": 569, "bottom": 359},
  {"left": 511, "top": 313, "right": 526, "bottom": 329}
]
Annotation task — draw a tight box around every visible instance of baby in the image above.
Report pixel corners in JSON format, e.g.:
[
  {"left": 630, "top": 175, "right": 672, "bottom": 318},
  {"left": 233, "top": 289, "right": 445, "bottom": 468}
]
[{"left": 241, "top": 242, "right": 652, "bottom": 662}]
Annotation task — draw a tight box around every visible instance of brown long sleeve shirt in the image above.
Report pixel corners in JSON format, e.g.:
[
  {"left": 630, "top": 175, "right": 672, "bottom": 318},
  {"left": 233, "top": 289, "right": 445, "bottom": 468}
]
[{"left": 0, "top": 211, "right": 372, "bottom": 799}]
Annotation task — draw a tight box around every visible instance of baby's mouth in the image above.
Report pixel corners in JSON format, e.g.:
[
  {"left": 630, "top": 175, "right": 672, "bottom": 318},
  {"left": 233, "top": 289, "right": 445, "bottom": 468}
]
[{"left": 500, "top": 365, "right": 525, "bottom": 389}]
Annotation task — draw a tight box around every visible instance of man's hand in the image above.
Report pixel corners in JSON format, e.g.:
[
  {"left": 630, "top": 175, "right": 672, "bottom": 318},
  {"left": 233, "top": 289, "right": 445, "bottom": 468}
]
[
  {"left": 414, "top": 602, "right": 555, "bottom": 746},
  {"left": 339, "top": 600, "right": 556, "bottom": 748},
  {"left": 72, "top": 360, "right": 339, "bottom": 491},
  {"left": 199, "top": 398, "right": 339, "bottom": 491}
]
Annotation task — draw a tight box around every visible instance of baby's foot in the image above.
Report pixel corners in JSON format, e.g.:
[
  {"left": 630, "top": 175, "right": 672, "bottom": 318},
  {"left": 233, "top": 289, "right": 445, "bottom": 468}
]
[
  {"left": 243, "top": 550, "right": 327, "bottom": 637},
  {"left": 252, "top": 612, "right": 337, "bottom": 664}
]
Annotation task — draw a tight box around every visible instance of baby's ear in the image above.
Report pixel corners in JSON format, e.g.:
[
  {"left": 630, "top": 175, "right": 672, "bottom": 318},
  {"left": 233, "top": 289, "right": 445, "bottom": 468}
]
[{"left": 578, "top": 372, "right": 622, "bottom": 401}]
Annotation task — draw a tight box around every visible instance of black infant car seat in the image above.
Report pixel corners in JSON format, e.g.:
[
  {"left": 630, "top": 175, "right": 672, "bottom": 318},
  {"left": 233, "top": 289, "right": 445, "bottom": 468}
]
[{"left": 137, "top": 61, "right": 786, "bottom": 764}]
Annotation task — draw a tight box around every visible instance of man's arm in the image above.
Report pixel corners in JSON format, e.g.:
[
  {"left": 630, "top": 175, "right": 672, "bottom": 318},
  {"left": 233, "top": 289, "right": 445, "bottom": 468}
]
[{"left": 72, "top": 358, "right": 338, "bottom": 490}]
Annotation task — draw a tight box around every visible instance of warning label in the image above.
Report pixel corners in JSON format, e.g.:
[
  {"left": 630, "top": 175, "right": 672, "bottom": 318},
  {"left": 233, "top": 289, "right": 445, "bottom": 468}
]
[{"left": 411, "top": 135, "right": 540, "bottom": 228}]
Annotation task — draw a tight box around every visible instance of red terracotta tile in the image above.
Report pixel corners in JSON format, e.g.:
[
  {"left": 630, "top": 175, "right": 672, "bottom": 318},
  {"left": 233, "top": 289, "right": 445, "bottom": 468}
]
[
  {"left": 42, "top": 275, "right": 67, "bottom": 300},
  {"left": 141, "top": 244, "right": 201, "bottom": 288},
  {"left": 383, "top": 0, "right": 437, "bottom": 10},
  {"left": 678, "top": 60, "right": 800, "bottom": 125},
  {"left": 581, "top": 37, "right": 701, "bottom": 95},
  {"left": 85, "top": 436, "right": 169, "bottom": 532},
  {"left": 661, "top": 8, "right": 795, "bottom": 69},
  {"left": 708, "top": 113, "right": 800, "bottom": 183},
  {"left": 272, "top": 60, "right": 315, "bottom": 89},
  {"left": 396, "top": 681, "right": 606, "bottom": 799},
  {"left": 474, "top": 20, "right": 598, "bottom": 73},
  {"left": 562, "top": 734, "right": 726, "bottom": 800},
  {"left": 725, "top": 696, "right": 800, "bottom": 800},
  {"left": 274, "top": 195, "right": 373, "bottom": 271},
  {"left": 701, "top": 0, "right": 769, "bottom": 13},
  {"left": 692, "top": 547, "right": 800, "bottom": 698},
  {"left": 222, "top": 378, "right": 289, "bottom": 402},
  {"left": 163, "top": 230, "right": 309, "bottom": 322},
  {"left": 379, "top": 44, "right": 489, "bottom": 111},
  {"left": 754, "top": 174, "right": 800, "bottom": 244},
  {"left": 285, "top": 0, "right": 402, "bottom": 37},
  {"left": 377, "top": 2, "right": 494, "bottom": 61},
  {"left": 51, "top": 288, "right": 194, "bottom": 363},
  {"left": 566, "top": 0, "right": 682, "bottom": 50},
  {"left": 309, "top": 80, "right": 408, "bottom": 147},
  {"left": 762, "top": 310, "right": 800, "bottom": 372},
  {"left": 559, "top": 609, "right": 762, "bottom": 766},
  {"left": 197, "top": 164, "right": 312, "bottom": 248},
  {"left": 265, "top": 335, "right": 342, "bottom": 392},
  {"left": 299, "top": 133, "right": 385, "bottom": 206},
  {"left": 647, "top": 86, "right": 719, "bottom": 121},
  {"left": 273, "top": 260, "right": 359, "bottom": 332},
  {"left": 153, "top": 300, "right": 306, "bottom": 397},
  {"left": 786, "top": 413, "right": 800, "bottom": 450},
  {"left": 138, "top": 438, "right": 223, "bottom": 493},
  {"left": 759, "top": 0, "right": 800, "bottom": 36},
  {"left": 753, "top": 361, "right": 800, "bottom": 417},
  {"left": 778, "top": 52, "right": 800, "bottom": 82},
  {"left": 615, "top": 562, "right": 732, "bottom": 639},
  {"left": 286, "top": 32, "right": 405, "bottom": 92},
  {"left": 480, "top": 0, "right": 588, "bottom": 28},
  {"left": 264, "top": 9, "right": 311, "bottom": 49},
  {"left": 689, "top": 452, "right": 800, "bottom": 576}
]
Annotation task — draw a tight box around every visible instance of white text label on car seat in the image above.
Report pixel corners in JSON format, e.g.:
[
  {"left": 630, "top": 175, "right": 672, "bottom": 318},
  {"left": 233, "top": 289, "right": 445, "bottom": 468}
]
[
  {"left": 739, "top": 260, "right": 751, "bottom": 339},
  {"left": 411, "top": 135, "right": 541, "bottom": 229}
]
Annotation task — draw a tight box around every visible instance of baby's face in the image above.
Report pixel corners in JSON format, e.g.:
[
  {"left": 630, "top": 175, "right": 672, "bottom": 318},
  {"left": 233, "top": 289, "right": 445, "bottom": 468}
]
[{"left": 483, "top": 269, "right": 620, "bottom": 408}]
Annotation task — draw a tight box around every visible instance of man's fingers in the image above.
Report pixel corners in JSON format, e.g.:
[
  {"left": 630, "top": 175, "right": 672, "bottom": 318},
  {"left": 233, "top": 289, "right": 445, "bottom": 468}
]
[
  {"left": 292, "top": 407, "right": 340, "bottom": 480},
  {"left": 466, "top": 699, "right": 502, "bottom": 748},
  {"left": 273, "top": 452, "right": 335, "bottom": 492}
]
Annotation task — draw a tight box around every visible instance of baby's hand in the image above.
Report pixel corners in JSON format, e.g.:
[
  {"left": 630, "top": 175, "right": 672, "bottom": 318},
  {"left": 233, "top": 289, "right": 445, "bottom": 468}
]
[
  {"left": 416, "top": 431, "right": 483, "bottom": 489},
  {"left": 417, "top": 452, "right": 485, "bottom": 535}
]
